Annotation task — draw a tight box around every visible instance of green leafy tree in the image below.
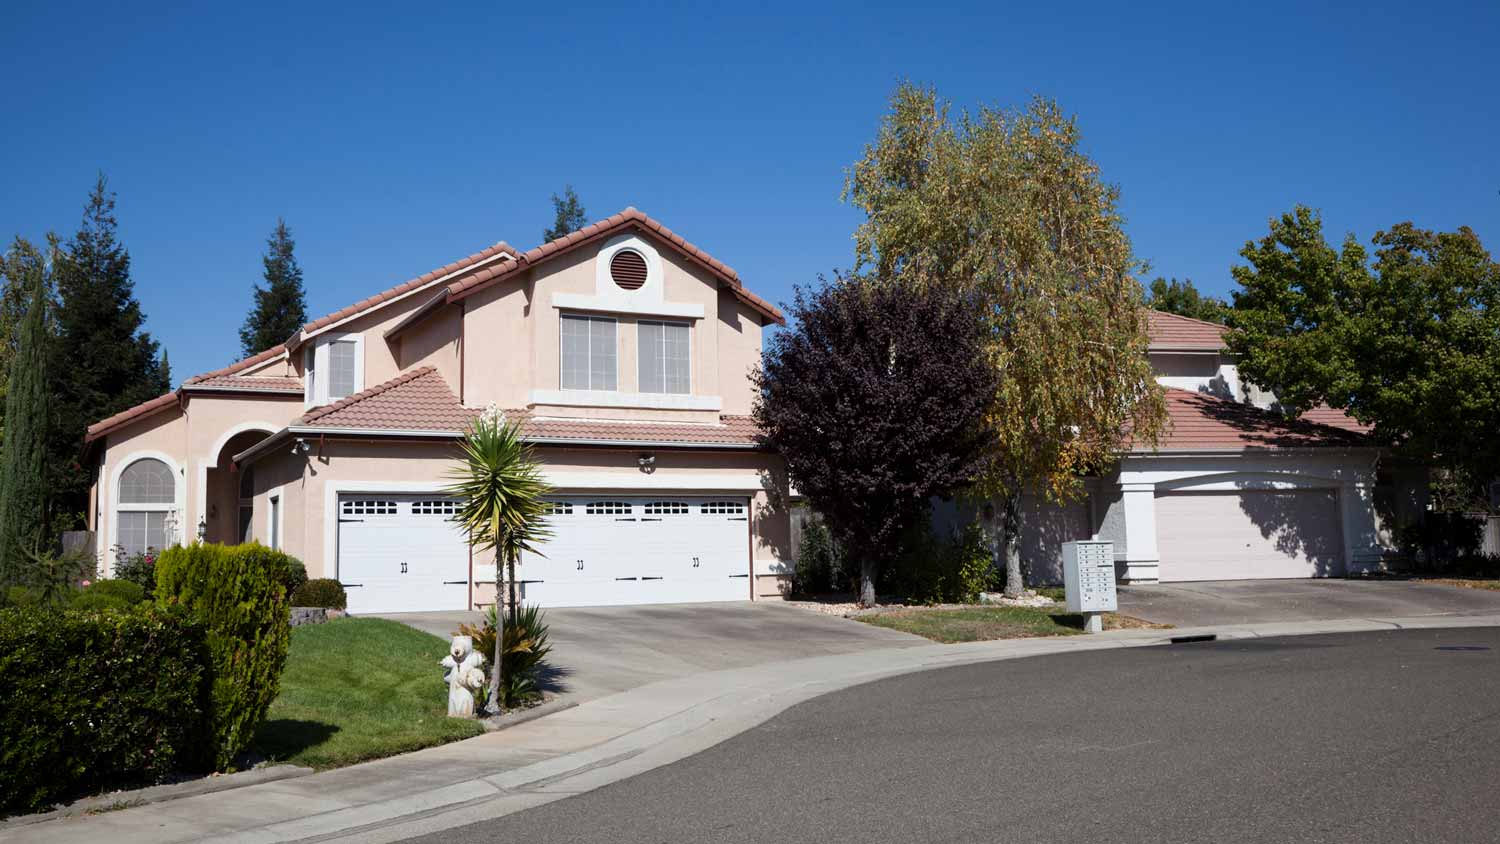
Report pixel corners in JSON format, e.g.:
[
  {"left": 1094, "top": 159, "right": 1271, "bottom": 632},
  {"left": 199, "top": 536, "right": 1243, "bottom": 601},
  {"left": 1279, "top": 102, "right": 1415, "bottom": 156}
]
[
  {"left": 754, "top": 275, "right": 999, "bottom": 606},
  {"left": 50, "top": 176, "right": 169, "bottom": 519},
  {"left": 447, "top": 406, "right": 551, "bottom": 708},
  {"left": 1144, "top": 277, "right": 1229, "bottom": 324},
  {"left": 239, "top": 218, "right": 307, "bottom": 356},
  {"left": 542, "top": 185, "right": 587, "bottom": 242},
  {"left": 1229, "top": 205, "right": 1500, "bottom": 490},
  {"left": 0, "top": 239, "right": 54, "bottom": 585},
  {"left": 845, "top": 83, "right": 1168, "bottom": 597}
]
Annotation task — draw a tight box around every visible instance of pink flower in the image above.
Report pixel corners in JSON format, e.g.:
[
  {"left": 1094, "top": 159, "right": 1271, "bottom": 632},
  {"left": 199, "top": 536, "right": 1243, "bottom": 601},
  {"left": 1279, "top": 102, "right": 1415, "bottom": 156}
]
[{"left": 80, "top": 580, "right": 92, "bottom": 587}]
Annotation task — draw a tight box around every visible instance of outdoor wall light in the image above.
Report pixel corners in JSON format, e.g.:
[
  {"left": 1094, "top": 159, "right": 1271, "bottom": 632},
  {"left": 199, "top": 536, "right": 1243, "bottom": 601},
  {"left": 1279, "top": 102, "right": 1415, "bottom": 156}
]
[
  {"left": 291, "top": 438, "right": 312, "bottom": 456},
  {"left": 638, "top": 453, "right": 656, "bottom": 474}
]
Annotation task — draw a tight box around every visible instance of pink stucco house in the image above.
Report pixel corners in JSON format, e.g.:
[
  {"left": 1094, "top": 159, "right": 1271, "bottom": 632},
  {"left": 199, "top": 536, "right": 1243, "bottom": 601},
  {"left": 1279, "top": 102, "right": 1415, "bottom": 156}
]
[{"left": 84, "top": 209, "right": 793, "bottom": 612}]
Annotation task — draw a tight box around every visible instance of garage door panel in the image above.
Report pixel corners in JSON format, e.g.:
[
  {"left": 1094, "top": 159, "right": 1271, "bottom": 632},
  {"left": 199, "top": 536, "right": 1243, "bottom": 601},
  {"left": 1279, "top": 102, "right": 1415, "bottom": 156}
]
[
  {"left": 1157, "top": 489, "right": 1344, "bottom": 581},
  {"left": 338, "top": 495, "right": 470, "bottom": 614},
  {"left": 519, "top": 495, "right": 750, "bottom": 608}
]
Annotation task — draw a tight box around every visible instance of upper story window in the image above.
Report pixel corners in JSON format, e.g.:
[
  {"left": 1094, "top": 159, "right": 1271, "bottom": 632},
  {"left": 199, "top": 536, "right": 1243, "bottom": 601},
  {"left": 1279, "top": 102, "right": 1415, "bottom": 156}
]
[
  {"left": 304, "top": 335, "right": 364, "bottom": 406},
  {"left": 639, "top": 320, "right": 690, "bottom": 394},
  {"left": 561, "top": 314, "right": 617, "bottom": 391}
]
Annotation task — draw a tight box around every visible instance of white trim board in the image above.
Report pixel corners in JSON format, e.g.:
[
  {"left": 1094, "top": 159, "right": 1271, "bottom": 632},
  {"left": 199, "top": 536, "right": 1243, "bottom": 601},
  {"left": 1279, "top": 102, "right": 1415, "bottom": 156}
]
[
  {"left": 541, "top": 470, "right": 766, "bottom": 491},
  {"left": 550, "top": 293, "right": 705, "bottom": 320},
  {"left": 529, "top": 389, "right": 721, "bottom": 411}
]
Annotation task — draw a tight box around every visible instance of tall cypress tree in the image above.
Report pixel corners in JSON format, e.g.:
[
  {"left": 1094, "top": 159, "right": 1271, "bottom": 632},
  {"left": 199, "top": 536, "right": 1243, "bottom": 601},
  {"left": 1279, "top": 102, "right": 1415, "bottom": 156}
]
[
  {"left": 50, "top": 175, "right": 166, "bottom": 519},
  {"left": 239, "top": 218, "right": 307, "bottom": 356},
  {"left": 0, "top": 238, "right": 53, "bottom": 584}
]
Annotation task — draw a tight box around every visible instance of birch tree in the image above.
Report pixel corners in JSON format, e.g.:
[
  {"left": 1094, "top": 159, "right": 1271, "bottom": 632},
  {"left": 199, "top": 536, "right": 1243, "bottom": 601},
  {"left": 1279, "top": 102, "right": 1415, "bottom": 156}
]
[{"left": 845, "top": 84, "right": 1167, "bottom": 597}]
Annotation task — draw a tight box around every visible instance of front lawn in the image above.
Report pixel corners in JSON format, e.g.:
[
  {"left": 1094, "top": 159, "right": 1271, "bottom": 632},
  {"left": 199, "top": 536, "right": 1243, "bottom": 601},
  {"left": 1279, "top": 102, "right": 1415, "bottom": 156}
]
[
  {"left": 1428, "top": 578, "right": 1500, "bottom": 591},
  {"left": 857, "top": 605, "right": 1168, "bottom": 644},
  {"left": 250, "top": 618, "right": 484, "bottom": 769}
]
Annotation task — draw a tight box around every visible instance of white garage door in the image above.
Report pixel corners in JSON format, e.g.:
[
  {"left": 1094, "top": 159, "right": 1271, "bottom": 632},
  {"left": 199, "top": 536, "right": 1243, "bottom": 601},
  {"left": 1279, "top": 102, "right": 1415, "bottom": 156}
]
[
  {"left": 337, "top": 495, "right": 470, "bottom": 613},
  {"left": 1156, "top": 489, "right": 1344, "bottom": 581},
  {"left": 516, "top": 496, "right": 750, "bottom": 608}
]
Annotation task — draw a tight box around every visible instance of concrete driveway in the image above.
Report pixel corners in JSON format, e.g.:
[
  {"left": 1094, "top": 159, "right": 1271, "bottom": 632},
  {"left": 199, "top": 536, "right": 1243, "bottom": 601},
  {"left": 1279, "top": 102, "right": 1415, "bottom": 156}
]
[
  {"left": 1119, "top": 578, "right": 1500, "bottom": 628},
  {"left": 377, "top": 602, "right": 924, "bottom": 703}
]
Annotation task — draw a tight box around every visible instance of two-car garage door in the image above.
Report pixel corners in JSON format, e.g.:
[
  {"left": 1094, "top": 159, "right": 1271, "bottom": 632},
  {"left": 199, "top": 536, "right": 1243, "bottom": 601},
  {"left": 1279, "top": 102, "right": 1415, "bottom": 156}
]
[
  {"left": 1155, "top": 489, "right": 1345, "bottom": 581},
  {"left": 336, "top": 493, "right": 750, "bottom": 613}
]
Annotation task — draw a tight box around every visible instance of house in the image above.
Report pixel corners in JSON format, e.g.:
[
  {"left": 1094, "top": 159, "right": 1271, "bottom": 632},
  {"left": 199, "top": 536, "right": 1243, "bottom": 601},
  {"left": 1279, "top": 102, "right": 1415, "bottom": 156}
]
[
  {"left": 979, "top": 310, "right": 1412, "bottom": 585},
  {"left": 84, "top": 209, "right": 794, "bottom": 613}
]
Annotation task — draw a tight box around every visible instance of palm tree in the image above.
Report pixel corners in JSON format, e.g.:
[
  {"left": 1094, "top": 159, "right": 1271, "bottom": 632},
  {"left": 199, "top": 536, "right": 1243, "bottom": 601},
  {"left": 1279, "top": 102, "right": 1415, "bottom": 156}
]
[{"left": 447, "top": 405, "right": 551, "bottom": 708}]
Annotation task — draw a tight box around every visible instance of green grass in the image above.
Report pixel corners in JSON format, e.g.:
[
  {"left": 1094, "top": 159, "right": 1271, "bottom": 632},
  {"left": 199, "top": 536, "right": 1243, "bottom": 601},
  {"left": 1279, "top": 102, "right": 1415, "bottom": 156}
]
[
  {"left": 250, "top": 618, "right": 484, "bottom": 770},
  {"left": 856, "top": 605, "right": 1167, "bottom": 644}
]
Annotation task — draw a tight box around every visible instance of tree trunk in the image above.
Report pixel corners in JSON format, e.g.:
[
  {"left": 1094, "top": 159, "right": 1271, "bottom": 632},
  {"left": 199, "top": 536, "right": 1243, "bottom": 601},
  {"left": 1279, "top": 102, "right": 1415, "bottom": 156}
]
[
  {"left": 984, "top": 491, "right": 1025, "bottom": 598},
  {"left": 507, "top": 555, "right": 519, "bottom": 628},
  {"left": 858, "top": 558, "right": 877, "bottom": 607},
  {"left": 501, "top": 551, "right": 513, "bottom": 710}
]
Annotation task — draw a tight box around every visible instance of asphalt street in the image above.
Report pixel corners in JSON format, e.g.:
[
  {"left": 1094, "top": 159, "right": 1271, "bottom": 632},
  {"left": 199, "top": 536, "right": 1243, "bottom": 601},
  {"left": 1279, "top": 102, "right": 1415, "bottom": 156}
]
[{"left": 402, "top": 628, "right": 1500, "bottom": 843}]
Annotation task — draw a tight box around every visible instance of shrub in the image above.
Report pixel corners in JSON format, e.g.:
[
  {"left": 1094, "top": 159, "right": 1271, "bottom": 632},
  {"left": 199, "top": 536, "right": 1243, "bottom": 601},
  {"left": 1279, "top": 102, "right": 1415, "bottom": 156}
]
[
  {"left": 21, "top": 548, "right": 98, "bottom": 607},
  {"left": 793, "top": 519, "right": 846, "bottom": 595},
  {"left": 291, "top": 578, "right": 347, "bottom": 609},
  {"left": 284, "top": 556, "right": 309, "bottom": 596},
  {"left": 0, "top": 606, "right": 210, "bottom": 815},
  {"left": 459, "top": 604, "right": 552, "bottom": 709},
  {"left": 113, "top": 551, "right": 158, "bottom": 598},
  {"left": 155, "top": 543, "right": 291, "bottom": 771},
  {"left": 71, "top": 579, "right": 146, "bottom": 612},
  {"left": 882, "top": 521, "right": 992, "bottom": 605}
]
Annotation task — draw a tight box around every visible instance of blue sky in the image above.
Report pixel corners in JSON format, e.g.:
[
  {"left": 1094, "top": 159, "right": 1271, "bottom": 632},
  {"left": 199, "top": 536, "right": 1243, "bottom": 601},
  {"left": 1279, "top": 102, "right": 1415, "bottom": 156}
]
[{"left": 3, "top": 1, "right": 1496, "bottom": 382}]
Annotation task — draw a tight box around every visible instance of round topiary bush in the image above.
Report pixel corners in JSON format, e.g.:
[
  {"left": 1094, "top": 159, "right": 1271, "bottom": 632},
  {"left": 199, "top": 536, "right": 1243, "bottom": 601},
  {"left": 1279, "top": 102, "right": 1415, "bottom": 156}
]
[
  {"left": 291, "top": 578, "right": 347, "bottom": 610},
  {"left": 70, "top": 579, "right": 146, "bottom": 612}
]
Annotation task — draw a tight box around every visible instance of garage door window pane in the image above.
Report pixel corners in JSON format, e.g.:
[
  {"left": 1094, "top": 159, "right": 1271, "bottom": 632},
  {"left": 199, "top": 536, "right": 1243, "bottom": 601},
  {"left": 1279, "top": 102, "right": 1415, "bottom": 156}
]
[
  {"left": 561, "top": 315, "right": 616, "bottom": 391},
  {"left": 638, "top": 321, "right": 689, "bottom": 394}
]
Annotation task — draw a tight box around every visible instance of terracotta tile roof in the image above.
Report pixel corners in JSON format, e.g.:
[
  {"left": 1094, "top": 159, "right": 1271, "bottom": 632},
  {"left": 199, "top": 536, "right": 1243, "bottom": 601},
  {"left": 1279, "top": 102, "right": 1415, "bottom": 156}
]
[
  {"left": 295, "top": 366, "right": 762, "bottom": 446},
  {"left": 85, "top": 391, "right": 180, "bottom": 442},
  {"left": 444, "top": 208, "right": 785, "bottom": 325},
  {"left": 1146, "top": 310, "right": 1229, "bottom": 351},
  {"left": 1140, "top": 388, "right": 1369, "bottom": 451},
  {"left": 183, "top": 375, "right": 303, "bottom": 393},
  {"left": 181, "top": 344, "right": 288, "bottom": 384},
  {"left": 296, "top": 241, "right": 519, "bottom": 340},
  {"left": 1299, "top": 404, "right": 1373, "bottom": 434}
]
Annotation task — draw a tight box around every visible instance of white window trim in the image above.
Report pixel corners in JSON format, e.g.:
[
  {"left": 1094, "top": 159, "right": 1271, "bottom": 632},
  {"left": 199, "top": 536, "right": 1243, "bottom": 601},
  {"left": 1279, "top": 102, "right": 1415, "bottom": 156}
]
[
  {"left": 106, "top": 451, "right": 186, "bottom": 575},
  {"left": 528, "top": 388, "right": 721, "bottom": 411},
  {"left": 266, "top": 486, "right": 285, "bottom": 550},
  {"left": 559, "top": 314, "right": 618, "bottom": 393},
  {"left": 637, "top": 319, "right": 692, "bottom": 395},
  {"left": 305, "top": 333, "right": 365, "bottom": 408},
  {"left": 549, "top": 293, "right": 704, "bottom": 320}
]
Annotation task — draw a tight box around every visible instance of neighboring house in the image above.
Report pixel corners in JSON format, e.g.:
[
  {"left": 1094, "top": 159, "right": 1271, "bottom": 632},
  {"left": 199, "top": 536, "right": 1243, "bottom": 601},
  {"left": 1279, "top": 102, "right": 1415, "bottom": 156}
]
[
  {"left": 941, "top": 310, "right": 1410, "bottom": 585},
  {"left": 84, "top": 209, "right": 793, "bottom": 613}
]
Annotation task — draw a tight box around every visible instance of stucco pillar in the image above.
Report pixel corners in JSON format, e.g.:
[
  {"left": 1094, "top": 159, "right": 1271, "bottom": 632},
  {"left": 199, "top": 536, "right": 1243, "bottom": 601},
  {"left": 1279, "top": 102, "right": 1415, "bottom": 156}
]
[
  {"left": 1341, "top": 479, "right": 1384, "bottom": 575},
  {"left": 1119, "top": 482, "right": 1160, "bottom": 583}
]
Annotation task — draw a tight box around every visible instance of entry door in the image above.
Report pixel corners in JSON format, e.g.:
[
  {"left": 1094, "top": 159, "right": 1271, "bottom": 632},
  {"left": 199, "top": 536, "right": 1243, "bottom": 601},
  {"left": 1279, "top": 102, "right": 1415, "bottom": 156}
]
[
  {"left": 519, "top": 495, "right": 751, "bottom": 607},
  {"left": 337, "top": 495, "right": 470, "bottom": 613}
]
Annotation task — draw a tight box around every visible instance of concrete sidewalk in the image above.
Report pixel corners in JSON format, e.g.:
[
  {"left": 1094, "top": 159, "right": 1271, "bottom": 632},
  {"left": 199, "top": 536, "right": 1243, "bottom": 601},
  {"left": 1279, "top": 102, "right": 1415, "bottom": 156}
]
[
  {"left": 1119, "top": 579, "right": 1500, "bottom": 627},
  {"left": 12, "top": 612, "right": 1500, "bottom": 844}
]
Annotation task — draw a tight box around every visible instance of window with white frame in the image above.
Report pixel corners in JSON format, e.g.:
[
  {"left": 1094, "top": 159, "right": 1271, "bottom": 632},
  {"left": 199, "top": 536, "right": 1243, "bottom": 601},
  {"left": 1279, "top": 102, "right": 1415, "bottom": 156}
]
[
  {"left": 305, "top": 336, "right": 363, "bottom": 405},
  {"left": 117, "top": 458, "right": 175, "bottom": 559},
  {"left": 560, "top": 314, "right": 617, "bottom": 391},
  {"left": 638, "top": 321, "right": 690, "bottom": 394}
]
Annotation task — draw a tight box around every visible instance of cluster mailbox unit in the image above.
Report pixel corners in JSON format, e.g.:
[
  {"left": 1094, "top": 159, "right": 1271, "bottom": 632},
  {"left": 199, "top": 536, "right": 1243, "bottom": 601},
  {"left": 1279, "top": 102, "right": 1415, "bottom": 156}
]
[{"left": 1062, "top": 540, "right": 1117, "bottom": 633}]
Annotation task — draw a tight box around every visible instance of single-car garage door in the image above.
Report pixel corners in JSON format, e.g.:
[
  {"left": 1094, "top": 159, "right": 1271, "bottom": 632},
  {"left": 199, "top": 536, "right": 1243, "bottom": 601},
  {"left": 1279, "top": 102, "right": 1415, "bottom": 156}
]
[
  {"left": 337, "top": 495, "right": 470, "bottom": 613},
  {"left": 517, "top": 496, "right": 751, "bottom": 608},
  {"left": 1156, "top": 489, "right": 1345, "bottom": 581}
]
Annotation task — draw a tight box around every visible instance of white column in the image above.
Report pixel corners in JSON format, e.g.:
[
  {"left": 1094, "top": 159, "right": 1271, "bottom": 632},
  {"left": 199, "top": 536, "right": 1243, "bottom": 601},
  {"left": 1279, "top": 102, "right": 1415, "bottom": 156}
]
[
  {"left": 1340, "top": 479, "right": 1384, "bottom": 574},
  {"left": 1119, "top": 482, "right": 1160, "bottom": 583}
]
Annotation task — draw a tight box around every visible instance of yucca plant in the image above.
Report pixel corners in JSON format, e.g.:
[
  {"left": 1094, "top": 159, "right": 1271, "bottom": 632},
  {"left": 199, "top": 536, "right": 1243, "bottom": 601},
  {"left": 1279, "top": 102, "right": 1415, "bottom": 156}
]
[
  {"left": 447, "top": 404, "right": 551, "bottom": 710},
  {"left": 457, "top": 603, "right": 553, "bottom": 707}
]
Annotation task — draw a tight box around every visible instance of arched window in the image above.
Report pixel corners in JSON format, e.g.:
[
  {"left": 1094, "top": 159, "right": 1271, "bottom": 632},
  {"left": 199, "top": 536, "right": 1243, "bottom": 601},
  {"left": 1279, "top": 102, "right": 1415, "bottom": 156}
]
[{"left": 117, "top": 458, "right": 175, "bottom": 558}]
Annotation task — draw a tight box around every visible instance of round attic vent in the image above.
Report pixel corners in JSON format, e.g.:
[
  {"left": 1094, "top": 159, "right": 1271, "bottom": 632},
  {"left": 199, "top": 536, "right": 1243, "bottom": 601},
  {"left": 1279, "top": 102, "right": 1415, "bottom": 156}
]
[{"left": 609, "top": 249, "right": 649, "bottom": 290}]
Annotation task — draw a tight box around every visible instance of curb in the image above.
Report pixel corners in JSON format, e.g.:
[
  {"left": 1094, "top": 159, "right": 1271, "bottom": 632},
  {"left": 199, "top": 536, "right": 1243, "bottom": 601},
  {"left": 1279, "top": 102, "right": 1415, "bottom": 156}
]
[
  {"left": 1, "top": 764, "right": 313, "bottom": 830},
  {"left": 480, "top": 697, "right": 579, "bottom": 732}
]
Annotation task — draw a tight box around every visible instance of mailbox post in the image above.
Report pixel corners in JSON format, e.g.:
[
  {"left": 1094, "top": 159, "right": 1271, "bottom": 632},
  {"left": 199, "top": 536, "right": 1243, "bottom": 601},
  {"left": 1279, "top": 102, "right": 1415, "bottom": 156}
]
[{"left": 1062, "top": 540, "right": 1116, "bottom": 633}]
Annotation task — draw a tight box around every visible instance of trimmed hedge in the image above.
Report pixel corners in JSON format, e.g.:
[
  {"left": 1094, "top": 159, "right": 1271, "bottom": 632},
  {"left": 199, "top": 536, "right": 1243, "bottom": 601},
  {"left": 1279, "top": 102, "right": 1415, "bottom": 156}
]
[
  {"left": 70, "top": 579, "right": 146, "bottom": 612},
  {"left": 0, "top": 606, "right": 210, "bottom": 815},
  {"left": 156, "top": 543, "right": 292, "bottom": 771},
  {"left": 292, "top": 577, "right": 347, "bottom": 610}
]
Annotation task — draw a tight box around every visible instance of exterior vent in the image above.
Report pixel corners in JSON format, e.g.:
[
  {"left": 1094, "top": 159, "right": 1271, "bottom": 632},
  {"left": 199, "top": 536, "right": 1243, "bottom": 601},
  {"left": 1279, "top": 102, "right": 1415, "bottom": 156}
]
[{"left": 609, "top": 249, "right": 649, "bottom": 290}]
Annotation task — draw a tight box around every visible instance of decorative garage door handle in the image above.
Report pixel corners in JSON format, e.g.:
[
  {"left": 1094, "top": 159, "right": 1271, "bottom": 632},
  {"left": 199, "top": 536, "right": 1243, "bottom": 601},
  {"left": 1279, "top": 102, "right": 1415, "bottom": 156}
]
[
  {"left": 443, "top": 580, "right": 467, "bottom": 585},
  {"left": 341, "top": 583, "right": 363, "bottom": 588},
  {"left": 615, "top": 517, "right": 637, "bottom": 522},
  {"left": 692, "top": 556, "right": 700, "bottom": 568},
  {"left": 400, "top": 561, "right": 408, "bottom": 574},
  {"left": 727, "top": 574, "right": 749, "bottom": 578},
  {"left": 615, "top": 576, "right": 638, "bottom": 581},
  {"left": 576, "top": 559, "right": 584, "bottom": 570},
  {"left": 727, "top": 517, "right": 748, "bottom": 521},
  {"left": 641, "top": 517, "right": 663, "bottom": 522},
  {"left": 641, "top": 576, "right": 663, "bottom": 581},
  {"left": 338, "top": 518, "right": 364, "bottom": 523}
]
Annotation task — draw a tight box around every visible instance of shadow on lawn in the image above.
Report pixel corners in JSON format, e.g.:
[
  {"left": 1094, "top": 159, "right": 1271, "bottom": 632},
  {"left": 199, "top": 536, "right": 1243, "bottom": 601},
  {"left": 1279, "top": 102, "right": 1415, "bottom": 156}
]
[{"left": 250, "top": 718, "right": 340, "bottom": 762}]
